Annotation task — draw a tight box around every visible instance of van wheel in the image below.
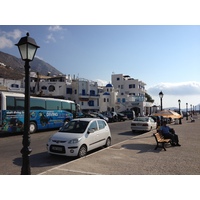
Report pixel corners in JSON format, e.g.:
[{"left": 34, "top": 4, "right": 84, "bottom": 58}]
[
  {"left": 78, "top": 145, "right": 87, "bottom": 158},
  {"left": 30, "top": 122, "right": 37, "bottom": 134},
  {"left": 105, "top": 137, "right": 111, "bottom": 147}
]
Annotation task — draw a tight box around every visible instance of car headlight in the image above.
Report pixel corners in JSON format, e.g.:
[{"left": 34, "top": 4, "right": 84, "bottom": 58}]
[{"left": 68, "top": 138, "right": 82, "bottom": 144}]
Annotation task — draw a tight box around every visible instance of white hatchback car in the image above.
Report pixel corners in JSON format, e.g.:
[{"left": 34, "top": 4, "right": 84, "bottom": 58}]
[
  {"left": 46, "top": 118, "right": 112, "bottom": 157},
  {"left": 131, "top": 116, "right": 157, "bottom": 132}
]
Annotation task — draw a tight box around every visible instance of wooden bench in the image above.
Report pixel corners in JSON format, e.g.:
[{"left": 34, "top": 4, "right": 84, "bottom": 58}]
[{"left": 153, "top": 132, "right": 171, "bottom": 151}]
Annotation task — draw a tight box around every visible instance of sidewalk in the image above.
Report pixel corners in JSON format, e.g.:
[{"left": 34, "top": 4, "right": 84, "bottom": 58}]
[{"left": 39, "top": 116, "right": 200, "bottom": 175}]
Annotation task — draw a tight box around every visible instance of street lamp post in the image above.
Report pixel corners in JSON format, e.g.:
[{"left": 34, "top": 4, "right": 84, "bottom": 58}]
[
  {"left": 16, "top": 33, "right": 39, "bottom": 175},
  {"left": 159, "top": 91, "right": 164, "bottom": 111},
  {"left": 178, "top": 99, "right": 182, "bottom": 124},
  {"left": 186, "top": 103, "right": 188, "bottom": 120}
]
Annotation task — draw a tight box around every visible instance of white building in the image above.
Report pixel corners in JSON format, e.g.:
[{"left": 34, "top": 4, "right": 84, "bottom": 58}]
[
  {"left": 111, "top": 73, "right": 153, "bottom": 116},
  {"left": 99, "top": 83, "right": 117, "bottom": 112},
  {"left": 29, "top": 73, "right": 100, "bottom": 112},
  {"left": 70, "top": 78, "right": 99, "bottom": 112},
  {"left": 0, "top": 78, "right": 24, "bottom": 93},
  {"left": 1, "top": 72, "right": 153, "bottom": 115},
  {"left": 29, "top": 72, "right": 67, "bottom": 98}
]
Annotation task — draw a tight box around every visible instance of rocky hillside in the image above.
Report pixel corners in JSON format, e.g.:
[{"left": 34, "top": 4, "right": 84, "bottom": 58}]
[{"left": 0, "top": 51, "right": 63, "bottom": 79}]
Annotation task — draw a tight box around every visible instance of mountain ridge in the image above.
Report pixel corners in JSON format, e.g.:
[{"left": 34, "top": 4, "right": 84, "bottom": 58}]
[{"left": 0, "top": 51, "right": 63, "bottom": 79}]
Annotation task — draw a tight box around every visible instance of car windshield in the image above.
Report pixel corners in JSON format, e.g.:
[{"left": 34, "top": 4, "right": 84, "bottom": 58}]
[
  {"left": 133, "top": 117, "right": 148, "bottom": 122},
  {"left": 59, "top": 120, "right": 89, "bottom": 133}
]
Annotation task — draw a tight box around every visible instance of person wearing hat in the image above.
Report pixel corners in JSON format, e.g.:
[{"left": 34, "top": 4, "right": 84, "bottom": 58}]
[{"left": 160, "top": 121, "right": 181, "bottom": 146}]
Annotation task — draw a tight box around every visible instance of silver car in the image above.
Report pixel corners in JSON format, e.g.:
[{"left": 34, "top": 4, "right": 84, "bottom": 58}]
[
  {"left": 131, "top": 117, "right": 157, "bottom": 132},
  {"left": 47, "top": 118, "right": 112, "bottom": 157}
]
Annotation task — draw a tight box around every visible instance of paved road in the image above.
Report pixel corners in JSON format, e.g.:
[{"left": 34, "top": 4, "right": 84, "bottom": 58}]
[
  {"left": 40, "top": 116, "right": 200, "bottom": 175},
  {"left": 0, "top": 120, "right": 134, "bottom": 175}
]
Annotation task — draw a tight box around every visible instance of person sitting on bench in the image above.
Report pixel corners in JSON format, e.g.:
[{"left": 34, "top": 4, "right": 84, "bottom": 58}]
[{"left": 160, "top": 121, "right": 181, "bottom": 146}]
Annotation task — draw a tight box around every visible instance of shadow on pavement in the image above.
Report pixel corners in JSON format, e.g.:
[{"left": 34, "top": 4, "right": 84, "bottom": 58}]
[
  {"left": 13, "top": 151, "right": 75, "bottom": 168},
  {"left": 120, "top": 142, "right": 172, "bottom": 153}
]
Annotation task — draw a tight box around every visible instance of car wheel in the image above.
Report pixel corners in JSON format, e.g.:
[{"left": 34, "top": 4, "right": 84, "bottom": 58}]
[
  {"left": 30, "top": 122, "right": 37, "bottom": 133},
  {"left": 104, "top": 137, "right": 111, "bottom": 147},
  {"left": 78, "top": 145, "right": 87, "bottom": 158}
]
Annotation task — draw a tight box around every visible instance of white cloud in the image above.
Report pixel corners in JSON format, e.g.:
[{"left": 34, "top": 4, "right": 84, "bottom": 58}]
[
  {"left": 0, "top": 29, "right": 22, "bottom": 49},
  {"left": 95, "top": 79, "right": 109, "bottom": 86},
  {"left": 46, "top": 33, "right": 56, "bottom": 43},
  {"left": 147, "top": 81, "right": 200, "bottom": 108},
  {"left": 147, "top": 81, "right": 200, "bottom": 96},
  {"left": 6, "top": 29, "right": 22, "bottom": 40},
  {"left": 0, "top": 36, "right": 13, "bottom": 49},
  {"left": 46, "top": 26, "right": 65, "bottom": 43},
  {"left": 48, "top": 25, "right": 63, "bottom": 32}
]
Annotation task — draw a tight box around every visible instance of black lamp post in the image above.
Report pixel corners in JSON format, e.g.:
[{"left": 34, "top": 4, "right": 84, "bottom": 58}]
[
  {"left": 186, "top": 103, "right": 188, "bottom": 120},
  {"left": 16, "top": 33, "right": 39, "bottom": 175},
  {"left": 159, "top": 91, "right": 164, "bottom": 111},
  {"left": 178, "top": 99, "right": 182, "bottom": 124}
]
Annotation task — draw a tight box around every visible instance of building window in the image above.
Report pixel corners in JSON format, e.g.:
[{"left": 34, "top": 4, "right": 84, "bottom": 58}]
[
  {"left": 117, "top": 98, "right": 121, "bottom": 103},
  {"left": 41, "top": 86, "right": 47, "bottom": 90},
  {"left": 82, "top": 89, "right": 86, "bottom": 95},
  {"left": 11, "top": 84, "right": 19, "bottom": 88},
  {"left": 90, "top": 90, "right": 95, "bottom": 96},
  {"left": 107, "top": 98, "right": 109, "bottom": 102},
  {"left": 121, "top": 93, "right": 124, "bottom": 95},
  {"left": 121, "top": 85, "right": 123, "bottom": 89},
  {"left": 104, "top": 98, "right": 106, "bottom": 102},
  {"left": 88, "top": 100, "right": 94, "bottom": 106},
  {"left": 129, "top": 84, "right": 135, "bottom": 88},
  {"left": 122, "top": 98, "right": 126, "bottom": 103},
  {"left": 117, "top": 77, "right": 120, "bottom": 81},
  {"left": 66, "top": 88, "right": 72, "bottom": 94}
]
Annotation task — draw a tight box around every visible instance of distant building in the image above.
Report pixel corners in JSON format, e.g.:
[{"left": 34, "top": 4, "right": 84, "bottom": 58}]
[
  {"left": 111, "top": 73, "right": 152, "bottom": 116},
  {"left": 29, "top": 72, "right": 67, "bottom": 99},
  {"left": 1, "top": 72, "right": 154, "bottom": 116},
  {"left": 70, "top": 78, "right": 99, "bottom": 112},
  {"left": 0, "top": 78, "right": 24, "bottom": 93},
  {"left": 99, "top": 83, "right": 117, "bottom": 112}
]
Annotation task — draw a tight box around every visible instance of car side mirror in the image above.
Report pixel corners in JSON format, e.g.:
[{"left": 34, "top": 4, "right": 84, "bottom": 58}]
[{"left": 88, "top": 128, "right": 95, "bottom": 134}]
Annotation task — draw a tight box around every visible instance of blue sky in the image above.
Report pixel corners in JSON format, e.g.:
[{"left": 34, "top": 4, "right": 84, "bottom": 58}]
[{"left": 1, "top": 1, "right": 200, "bottom": 109}]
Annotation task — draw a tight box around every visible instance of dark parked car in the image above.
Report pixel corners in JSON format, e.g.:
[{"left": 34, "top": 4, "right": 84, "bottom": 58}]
[
  {"left": 120, "top": 110, "right": 135, "bottom": 119},
  {"left": 91, "top": 112, "right": 109, "bottom": 122},
  {"left": 117, "top": 113, "right": 128, "bottom": 121},
  {"left": 103, "top": 111, "right": 118, "bottom": 123}
]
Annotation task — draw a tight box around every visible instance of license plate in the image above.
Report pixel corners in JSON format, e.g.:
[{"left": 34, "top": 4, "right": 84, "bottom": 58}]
[{"left": 52, "top": 146, "right": 63, "bottom": 151}]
